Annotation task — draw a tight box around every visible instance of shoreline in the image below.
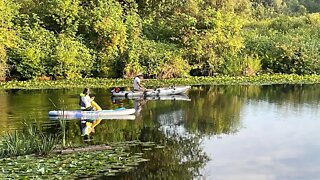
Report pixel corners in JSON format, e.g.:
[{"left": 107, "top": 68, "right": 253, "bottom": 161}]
[{"left": 1, "top": 74, "right": 320, "bottom": 89}]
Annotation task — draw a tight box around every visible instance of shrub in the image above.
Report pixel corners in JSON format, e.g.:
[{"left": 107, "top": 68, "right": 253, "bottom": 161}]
[
  {"left": 50, "top": 34, "right": 93, "bottom": 79},
  {"left": 0, "top": 45, "right": 8, "bottom": 80},
  {"left": 9, "top": 25, "right": 55, "bottom": 80},
  {"left": 184, "top": 10, "right": 244, "bottom": 75},
  {"left": 220, "top": 54, "right": 261, "bottom": 76},
  {"left": 244, "top": 15, "right": 320, "bottom": 74},
  {"left": 139, "top": 40, "right": 190, "bottom": 78}
]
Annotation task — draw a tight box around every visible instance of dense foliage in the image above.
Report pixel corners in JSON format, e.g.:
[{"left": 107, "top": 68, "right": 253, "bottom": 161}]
[{"left": 1, "top": 0, "right": 320, "bottom": 80}]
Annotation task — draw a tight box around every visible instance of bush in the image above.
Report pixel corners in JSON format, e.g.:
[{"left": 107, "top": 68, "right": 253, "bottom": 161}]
[
  {"left": 9, "top": 25, "right": 55, "bottom": 80},
  {"left": 95, "top": 51, "right": 120, "bottom": 78},
  {"left": 184, "top": 10, "right": 244, "bottom": 75},
  {"left": 222, "top": 54, "right": 261, "bottom": 76},
  {"left": 139, "top": 40, "right": 190, "bottom": 79},
  {"left": 244, "top": 15, "right": 320, "bottom": 74},
  {"left": 0, "top": 45, "right": 8, "bottom": 80},
  {"left": 50, "top": 34, "right": 93, "bottom": 79}
]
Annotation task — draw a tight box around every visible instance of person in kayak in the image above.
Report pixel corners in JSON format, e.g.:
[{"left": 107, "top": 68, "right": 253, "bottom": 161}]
[
  {"left": 79, "top": 88, "right": 95, "bottom": 111},
  {"left": 133, "top": 73, "right": 147, "bottom": 91}
]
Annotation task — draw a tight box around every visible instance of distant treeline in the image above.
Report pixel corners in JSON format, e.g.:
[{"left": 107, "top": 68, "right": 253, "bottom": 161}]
[{"left": 1, "top": 0, "right": 320, "bottom": 80}]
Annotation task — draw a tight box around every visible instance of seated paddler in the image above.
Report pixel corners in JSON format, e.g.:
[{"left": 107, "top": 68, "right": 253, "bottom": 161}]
[
  {"left": 133, "top": 72, "right": 152, "bottom": 92},
  {"left": 79, "top": 88, "right": 95, "bottom": 111}
]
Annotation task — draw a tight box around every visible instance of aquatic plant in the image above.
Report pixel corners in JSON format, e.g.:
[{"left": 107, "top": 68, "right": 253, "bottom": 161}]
[
  {"left": 0, "top": 124, "right": 58, "bottom": 158},
  {"left": 0, "top": 141, "right": 160, "bottom": 178},
  {"left": 1, "top": 74, "right": 320, "bottom": 89}
]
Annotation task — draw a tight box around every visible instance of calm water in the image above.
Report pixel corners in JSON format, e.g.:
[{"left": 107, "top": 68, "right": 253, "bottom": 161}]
[{"left": 0, "top": 85, "right": 320, "bottom": 179}]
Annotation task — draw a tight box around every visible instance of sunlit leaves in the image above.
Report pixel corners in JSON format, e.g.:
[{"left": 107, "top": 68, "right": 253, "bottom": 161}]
[
  {"left": 0, "top": 0, "right": 18, "bottom": 28},
  {"left": 139, "top": 39, "right": 189, "bottom": 78},
  {"left": 37, "top": 0, "right": 81, "bottom": 35},
  {"left": 2, "top": 0, "right": 320, "bottom": 80},
  {"left": 244, "top": 14, "right": 320, "bottom": 74},
  {"left": 185, "top": 9, "right": 244, "bottom": 75},
  {"left": 0, "top": 0, "right": 19, "bottom": 79},
  {"left": 51, "top": 34, "right": 93, "bottom": 79},
  {"left": 10, "top": 25, "right": 55, "bottom": 79}
]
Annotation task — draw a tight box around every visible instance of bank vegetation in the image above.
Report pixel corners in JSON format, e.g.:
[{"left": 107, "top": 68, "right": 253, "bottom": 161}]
[{"left": 1, "top": 0, "right": 320, "bottom": 81}]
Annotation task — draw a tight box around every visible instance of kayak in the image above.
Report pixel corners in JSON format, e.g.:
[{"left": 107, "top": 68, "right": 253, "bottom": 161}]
[
  {"left": 48, "top": 108, "right": 136, "bottom": 118},
  {"left": 112, "top": 94, "right": 191, "bottom": 101},
  {"left": 49, "top": 114, "right": 136, "bottom": 120},
  {"left": 111, "top": 86, "right": 191, "bottom": 97}
]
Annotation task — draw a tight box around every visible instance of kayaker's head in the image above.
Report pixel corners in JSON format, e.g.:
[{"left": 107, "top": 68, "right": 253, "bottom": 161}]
[{"left": 83, "top": 88, "right": 90, "bottom": 95}]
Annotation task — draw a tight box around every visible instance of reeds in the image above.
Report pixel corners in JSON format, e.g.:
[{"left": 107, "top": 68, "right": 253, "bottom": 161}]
[{"left": 0, "top": 124, "right": 59, "bottom": 158}]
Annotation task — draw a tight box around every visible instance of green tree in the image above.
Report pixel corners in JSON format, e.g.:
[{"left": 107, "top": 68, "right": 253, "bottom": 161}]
[
  {"left": 9, "top": 21, "right": 55, "bottom": 80},
  {"left": 139, "top": 40, "right": 190, "bottom": 78},
  {"left": 185, "top": 9, "right": 244, "bottom": 75},
  {"left": 87, "top": 0, "right": 127, "bottom": 77},
  {"left": 244, "top": 14, "right": 320, "bottom": 74},
  {"left": 119, "top": 0, "right": 143, "bottom": 78},
  {"left": 298, "top": 0, "right": 320, "bottom": 13},
  {"left": 50, "top": 34, "right": 93, "bottom": 79},
  {"left": 0, "top": 0, "right": 19, "bottom": 80},
  {"left": 32, "top": 0, "right": 81, "bottom": 35}
]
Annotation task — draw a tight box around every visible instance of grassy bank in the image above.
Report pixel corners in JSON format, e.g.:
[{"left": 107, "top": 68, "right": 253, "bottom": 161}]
[{"left": 1, "top": 74, "right": 320, "bottom": 89}]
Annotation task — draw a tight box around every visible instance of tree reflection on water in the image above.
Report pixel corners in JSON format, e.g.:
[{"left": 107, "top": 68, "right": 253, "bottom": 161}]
[
  {"left": 3, "top": 84, "right": 320, "bottom": 178},
  {"left": 116, "top": 126, "right": 210, "bottom": 179}
]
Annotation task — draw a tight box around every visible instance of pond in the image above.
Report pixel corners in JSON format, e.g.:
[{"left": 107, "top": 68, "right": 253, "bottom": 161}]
[{"left": 0, "top": 84, "right": 319, "bottom": 179}]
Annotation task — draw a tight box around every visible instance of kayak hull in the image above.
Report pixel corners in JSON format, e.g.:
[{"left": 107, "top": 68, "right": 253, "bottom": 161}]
[
  {"left": 112, "top": 94, "right": 191, "bottom": 101},
  {"left": 49, "top": 114, "right": 136, "bottom": 120},
  {"left": 112, "top": 86, "right": 191, "bottom": 97},
  {"left": 48, "top": 108, "right": 136, "bottom": 118}
]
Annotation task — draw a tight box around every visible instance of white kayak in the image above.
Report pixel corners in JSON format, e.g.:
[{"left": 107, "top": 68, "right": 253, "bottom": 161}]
[
  {"left": 48, "top": 108, "right": 136, "bottom": 118},
  {"left": 49, "top": 114, "right": 136, "bottom": 120},
  {"left": 112, "top": 94, "right": 191, "bottom": 101},
  {"left": 111, "top": 86, "right": 191, "bottom": 97}
]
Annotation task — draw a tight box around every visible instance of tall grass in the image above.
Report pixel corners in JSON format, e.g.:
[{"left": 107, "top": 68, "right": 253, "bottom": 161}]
[
  {"left": 0, "top": 124, "right": 59, "bottom": 158},
  {"left": 49, "top": 97, "right": 67, "bottom": 148},
  {"left": 59, "top": 119, "right": 67, "bottom": 148}
]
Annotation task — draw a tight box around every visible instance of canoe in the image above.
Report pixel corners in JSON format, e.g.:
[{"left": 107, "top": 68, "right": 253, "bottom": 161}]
[
  {"left": 48, "top": 108, "right": 136, "bottom": 119},
  {"left": 112, "top": 94, "right": 191, "bottom": 101},
  {"left": 111, "top": 86, "right": 191, "bottom": 97}
]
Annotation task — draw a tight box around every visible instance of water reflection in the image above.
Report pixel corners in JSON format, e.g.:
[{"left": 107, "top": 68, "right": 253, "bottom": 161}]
[
  {"left": 117, "top": 131, "right": 210, "bottom": 179},
  {"left": 112, "top": 94, "right": 191, "bottom": 101},
  {"left": 185, "top": 86, "right": 243, "bottom": 135},
  {"left": 0, "top": 90, "right": 9, "bottom": 135},
  {"left": 79, "top": 119, "right": 102, "bottom": 141},
  {"left": 0, "top": 85, "right": 320, "bottom": 179},
  {"left": 134, "top": 99, "right": 146, "bottom": 117}
]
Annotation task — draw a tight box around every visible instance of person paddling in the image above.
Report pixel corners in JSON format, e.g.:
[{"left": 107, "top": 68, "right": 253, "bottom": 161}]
[
  {"left": 79, "top": 88, "right": 95, "bottom": 111},
  {"left": 133, "top": 73, "right": 147, "bottom": 91}
]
